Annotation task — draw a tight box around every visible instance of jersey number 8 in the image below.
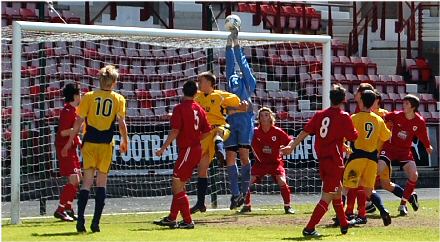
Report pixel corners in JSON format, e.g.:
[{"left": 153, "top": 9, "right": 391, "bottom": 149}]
[{"left": 319, "top": 117, "right": 330, "bottom": 138}]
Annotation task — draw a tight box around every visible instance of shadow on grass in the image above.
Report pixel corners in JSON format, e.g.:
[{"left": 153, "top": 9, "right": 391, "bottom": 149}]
[
  {"left": 367, "top": 214, "right": 401, "bottom": 219},
  {"left": 129, "top": 227, "right": 170, "bottom": 232},
  {"left": 3, "top": 220, "right": 70, "bottom": 227},
  {"left": 282, "top": 235, "right": 330, "bottom": 241},
  {"left": 31, "top": 232, "right": 82, "bottom": 237},
  {"left": 194, "top": 216, "right": 238, "bottom": 224}
]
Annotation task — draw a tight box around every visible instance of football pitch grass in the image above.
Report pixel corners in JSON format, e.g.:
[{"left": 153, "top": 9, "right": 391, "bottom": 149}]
[{"left": 2, "top": 199, "right": 439, "bottom": 242}]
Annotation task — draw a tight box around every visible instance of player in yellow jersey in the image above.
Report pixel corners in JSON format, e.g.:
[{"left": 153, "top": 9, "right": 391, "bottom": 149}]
[
  {"left": 191, "top": 71, "right": 247, "bottom": 213},
  {"left": 62, "top": 65, "right": 128, "bottom": 233},
  {"left": 342, "top": 90, "right": 392, "bottom": 226}
]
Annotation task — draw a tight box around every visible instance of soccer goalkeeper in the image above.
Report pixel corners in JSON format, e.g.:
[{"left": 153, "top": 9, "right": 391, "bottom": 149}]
[{"left": 224, "top": 26, "right": 256, "bottom": 210}]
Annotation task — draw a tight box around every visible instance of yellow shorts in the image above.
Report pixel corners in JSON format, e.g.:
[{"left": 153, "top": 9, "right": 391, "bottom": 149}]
[
  {"left": 378, "top": 159, "right": 392, "bottom": 181},
  {"left": 82, "top": 142, "right": 114, "bottom": 174},
  {"left": 343, "top": 158, "right": 377, "bottom": 189},
  {"left": 201, "top": 125, "right": 230, "bottom": 161}
]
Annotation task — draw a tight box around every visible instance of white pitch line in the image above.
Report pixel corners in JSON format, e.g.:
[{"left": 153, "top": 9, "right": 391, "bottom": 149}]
[{"left": 1, "top": 208, "right": 273, "bottom": 222}]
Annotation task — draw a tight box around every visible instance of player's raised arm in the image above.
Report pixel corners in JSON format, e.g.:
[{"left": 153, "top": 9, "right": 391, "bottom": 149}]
[
  {"left": 231, "top": 30, "right": 256, "bottom": 93},
  {"left": 225, "top": 33, "right": 235, "bottom": 81}
]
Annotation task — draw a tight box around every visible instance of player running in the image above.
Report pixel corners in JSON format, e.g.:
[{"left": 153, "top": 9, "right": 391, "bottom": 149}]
[
  {"left": 224, "top": 26, "right": 256, "bottom": 210},
  {"left": 154, "top": 80, "right": 211, "bottom": 229},
  {"left": 191, "top": 71, "right": 247, "bottom": 213},
  {"left": 342, "top": 90, "right": 392, "bottom": 226},
  {"left": 62, "top": 65, "right": 128, "bottom": 233},
  {"left": 54, "top": 83, "right": 82, "bottom": 222},
  {"left": 379, "top": 94, "right": 433, "bottom": 216},
  {"left": 240, "top": 107, "right": 294, "bottom": 214},
  {"left": 285, "top": 84, "right": 359, "bottom": 236}
]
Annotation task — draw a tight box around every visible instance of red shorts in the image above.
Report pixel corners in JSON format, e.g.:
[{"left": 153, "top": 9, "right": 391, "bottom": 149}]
[
  {"left": 319, "top": 159, "right": 344, "bottom": 193},
  {"left": 251, "top": 162, "right": 286, "bottom": 183},
  {"left": 174, "top": 145, "right": 202, "bottom": 182},
  {"left": 57, "top": 149, "right": 81, "bottom": 177},
  {"left": 380, "top": 147, "right": 414, "bottom": 164}
]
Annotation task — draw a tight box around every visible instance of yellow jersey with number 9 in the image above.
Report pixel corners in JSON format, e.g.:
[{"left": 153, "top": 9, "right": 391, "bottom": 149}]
[
  {"left": 77, "top": 90, "right": 126, "bottom": 144},
  {"left": 351, "top": 111, "right": 391, "bottom": 153}
]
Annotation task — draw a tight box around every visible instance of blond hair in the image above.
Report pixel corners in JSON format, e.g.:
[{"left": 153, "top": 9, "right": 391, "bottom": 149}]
[
  {"left": 258, "top": 107, "right": 276, "bottom": 125},
  {"left": 99, "top": 65, "right": 119, "bottom": 89}
]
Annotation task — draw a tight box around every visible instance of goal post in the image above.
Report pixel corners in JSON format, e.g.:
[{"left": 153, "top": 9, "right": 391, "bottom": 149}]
[{"left": 9, "top": 21, "right": 331, "bottom": 224}]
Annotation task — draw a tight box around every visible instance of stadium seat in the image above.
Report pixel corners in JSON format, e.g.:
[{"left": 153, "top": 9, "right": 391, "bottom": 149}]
[
  {"left": 339, "top": 56, "right": 354, "bottom": 75},
  {"left": 361, "top": 57, "right": 377, "bottom": 75},
  {"left": 3, "top": 7, "right": 21, "bottom": 25},
  {"left": 390, "top": 75, "right": 406, "bottom": 93}
]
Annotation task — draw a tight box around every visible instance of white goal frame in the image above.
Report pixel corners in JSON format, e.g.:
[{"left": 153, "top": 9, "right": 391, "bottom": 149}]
[{"left": 10, "top": 21, "right": 331, "bottom": 224}]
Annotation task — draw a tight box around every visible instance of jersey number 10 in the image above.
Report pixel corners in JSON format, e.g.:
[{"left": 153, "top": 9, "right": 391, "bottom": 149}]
[{"left": 95, "top": 97, "right": 113, "bottom": 117}]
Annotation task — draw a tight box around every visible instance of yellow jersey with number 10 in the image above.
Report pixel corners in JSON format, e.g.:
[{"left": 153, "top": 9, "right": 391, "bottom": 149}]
[{"left": 77, "top": 90, "right": 126, "bottom": 144}]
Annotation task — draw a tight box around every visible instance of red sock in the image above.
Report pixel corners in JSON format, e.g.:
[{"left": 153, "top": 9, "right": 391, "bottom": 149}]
[
  {"left": 306, "top": 200, "right": 328, "bottom": 230},
  {"left": 178, "top": 192, "right": 192, "bottom": 224},
  {"left": 59, "top": 184, "right": 76, "bottom": 211},
  {"left": 169, "top": 192, "right": 186, "bottom": 221},
  {"left": 65, "top": 184, "right": 77, "bottom": 210},
  {"left": 332, "top": 199, "right": 348, "bottom": 227},
  {"left": 280, "top": 184, "right": 291, "bottom": 206},
  {"left": 401, "top": 179, "right": 417, "bottom": 205},
  {"left": 245, "top": 191, "right": 251, "bottom": 206},
  {"left": 357, "top": 187, "right": 367, "bottom": 218},
  {"left": 345, "top": 188, "right": 357, "bottom": 215}
]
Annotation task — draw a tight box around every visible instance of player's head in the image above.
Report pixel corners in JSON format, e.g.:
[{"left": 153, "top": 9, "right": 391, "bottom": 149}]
[
  {"left": 99, "top": 65, "right": 119, "bottom": 90},
  {"left": 258, "top": 107, "right": 275, "bottom": 127},
  {"left": 355, "top": 83, "right": 374, "bottom": 103},
  {"left": 182, "top": 80, "right": 198, "bottom": 98},
  {"left": 360, "top": 90, "right": 376, "bottom": 110},
  {"left": 372, "top": 90, "right": 382, "bottom": 111},
  {"left": 329, "top": 84, "right": 346, "bottom": 106},
  {"left": 197, "top": 71, "right": 216, "bottom": 93},
  {"left": 403, "top": 94, "right": 420, "bottom": 113},
  {"left": 63, "top": 83, "right": 80, "bottom": 106}
]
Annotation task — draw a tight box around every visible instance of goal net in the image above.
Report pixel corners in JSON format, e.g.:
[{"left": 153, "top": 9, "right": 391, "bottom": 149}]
[{"left": 2, "top": 22, "right": 331, "bottom": 223}]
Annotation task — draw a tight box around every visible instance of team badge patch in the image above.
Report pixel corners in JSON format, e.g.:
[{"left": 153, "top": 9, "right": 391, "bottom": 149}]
[
  {"left": 413, "top": 126, "right": 418, "bottom": 131},
  {"left": 272, "top": 136, "right": 276, "bottom": 141}
]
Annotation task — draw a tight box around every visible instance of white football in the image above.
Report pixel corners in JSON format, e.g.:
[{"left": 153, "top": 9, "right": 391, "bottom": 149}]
[{"left": 225, "top": 14, "right": 241, "bottom": 31}]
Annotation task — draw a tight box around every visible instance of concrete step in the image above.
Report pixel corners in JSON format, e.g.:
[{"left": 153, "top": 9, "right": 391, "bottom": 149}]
[
  {"left": 368, "top": 49, "right": 417, "bottom": 58},
  {"left": 370, "top": 40, "right": 419, "bottom": 49}
]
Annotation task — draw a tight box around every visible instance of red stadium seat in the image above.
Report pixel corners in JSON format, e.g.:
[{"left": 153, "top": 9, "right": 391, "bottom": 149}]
[
  {"left": 19, "top": 8, "right": 38, "bottom": 21},
  {"left": 238, "top": 3, "right": 251, "bottom": 12},
  {"left": 361, "top": 57, "right": 377, "bottom": 75},
  {"left": 3, "top": 7, "right": 21, "bottom": 25}
]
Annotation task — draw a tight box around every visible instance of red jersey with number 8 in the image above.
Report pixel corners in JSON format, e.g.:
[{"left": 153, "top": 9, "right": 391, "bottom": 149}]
[
  {"left": 304, "top": 107, "right": 358, "bottom": 166},
  {"left": 170, "top": 99, "right": 211, "bottom": 149}
]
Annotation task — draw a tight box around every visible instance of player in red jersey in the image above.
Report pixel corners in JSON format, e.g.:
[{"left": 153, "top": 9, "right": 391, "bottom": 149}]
[
  {"left": 154, "top": 80, "right": 211, "bottom": 229},
  {"left": 240, "top": 107, "right": 295, "bottom": 214},
  {"left": 54, "top": 83, "right": 82, "bottom": 222},
  {"left": 285, "top": 84, "right": 359, "bottom": 237},
  {"left": 380, "top": 94, "right": 433, "bottom": 216}
]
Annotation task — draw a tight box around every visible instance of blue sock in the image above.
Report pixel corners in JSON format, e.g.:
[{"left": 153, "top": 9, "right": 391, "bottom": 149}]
[
  {"left": 370, "top": 192, "right": 386, "bottom": 214},
  {"left": 392, "top": 185, "right": 404, "bottom": 198},
  {"left": 92, "top": 187, "right": 106, "bottom": 225},
  {"left": 197, "top": 178, "right": 208, "bottom": 205},
  {"left": 240, "top": 164, "right": 251, "bottom": 195},
  {"left": 77, "top": 189, "right": 90, "bottom": 224},
  {"left": 227, "top": 165, "right": 240, "bottom": 196}
]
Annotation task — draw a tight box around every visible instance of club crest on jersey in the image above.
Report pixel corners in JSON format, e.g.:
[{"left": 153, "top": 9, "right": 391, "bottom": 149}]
[
  {"left": 272, "top": 136, "right": 277, "bottom": 141},
  {"left": 262, "top": 146, "right": 272, "bottom": 154},
  {"left": 397, "top": 130, "right": 408, "bottom": 140},
  {"left": 211, "top": 99, "right": 215, "bottom": 104},
  {"left": 413, "top": 126, "right": 418, "bottom": 131}
]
